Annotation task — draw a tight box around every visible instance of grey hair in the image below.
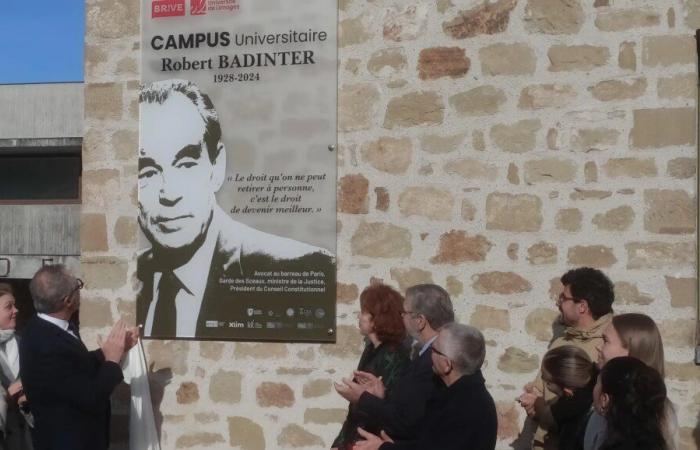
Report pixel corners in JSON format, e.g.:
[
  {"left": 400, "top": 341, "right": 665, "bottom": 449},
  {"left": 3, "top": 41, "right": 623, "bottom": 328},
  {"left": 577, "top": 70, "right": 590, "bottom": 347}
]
[
  {"left": 405, "top": 284, "right": 454, "bottom": 330},
  {"left": 139, "top": 78, "right": 222, "bottom": 162},
  {"left": 29, "top": 265, "right": 75, "bottom": 314},
  {"left": 440, "top": 323, "right": 486, "bottom": 376}
]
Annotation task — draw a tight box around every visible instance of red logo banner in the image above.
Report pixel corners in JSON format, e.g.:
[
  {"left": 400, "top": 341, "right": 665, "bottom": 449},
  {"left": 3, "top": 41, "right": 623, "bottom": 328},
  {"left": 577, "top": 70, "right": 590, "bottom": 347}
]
[
  {"left": 152, "top": 0, "right": 185, "bottom": 18},
  {"left": 191, "top": 0, "right": 207, "bottom": 15}
]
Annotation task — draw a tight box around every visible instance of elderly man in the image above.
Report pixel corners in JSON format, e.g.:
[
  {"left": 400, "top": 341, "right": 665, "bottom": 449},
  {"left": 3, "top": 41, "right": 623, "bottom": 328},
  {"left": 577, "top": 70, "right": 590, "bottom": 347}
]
[
  {"left": 518, "top": 267, "right": 614, "bottom": 448},
  {"left": 19, "top": 265, "right": 138, "bottom": 450},
  {"left": 137, "top": 78, "right": 334, "bottom": 339},
  {"left": 355, "top": 323, "right": 498, "bottom": 450},
  {"left": 334, "top": 284, "right": 454, "bottom": 443}
]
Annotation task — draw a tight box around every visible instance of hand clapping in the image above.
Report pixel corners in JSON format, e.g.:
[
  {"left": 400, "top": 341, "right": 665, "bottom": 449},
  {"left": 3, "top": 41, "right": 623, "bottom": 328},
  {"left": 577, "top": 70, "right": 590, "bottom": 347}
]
[
  {"left": 354, "top": 371, "right": 386, "bottom": 399},
  {"left": 100, "top": 320, "right": 140, "bottom": 363},
  {"left": 517, "top": 384, "right": 542, "bottom": 417},
  {"left": 334, "top": 370, "right": 387, "bottom": 404}
]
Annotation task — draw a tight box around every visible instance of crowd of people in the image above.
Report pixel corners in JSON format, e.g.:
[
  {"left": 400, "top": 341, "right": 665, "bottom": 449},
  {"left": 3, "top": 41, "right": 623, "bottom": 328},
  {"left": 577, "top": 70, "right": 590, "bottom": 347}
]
[
  {"left": 332, "top": 267, "right": 677, "bottom": 450},
  {"left": 0, "top": 265, "right": 680, "bottom": 450}
]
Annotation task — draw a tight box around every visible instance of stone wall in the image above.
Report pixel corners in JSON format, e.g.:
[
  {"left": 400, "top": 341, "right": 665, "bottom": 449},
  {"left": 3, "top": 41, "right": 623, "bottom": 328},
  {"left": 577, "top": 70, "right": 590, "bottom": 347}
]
[{"left": 82, "top": 0, "right": 700, "bottom": 448}]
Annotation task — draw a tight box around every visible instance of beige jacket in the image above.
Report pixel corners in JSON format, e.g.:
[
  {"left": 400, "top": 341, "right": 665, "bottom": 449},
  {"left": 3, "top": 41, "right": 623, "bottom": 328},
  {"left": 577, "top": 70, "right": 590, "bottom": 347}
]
[{"left": 532, "top": 313, "right": 613, "bottom": 449}]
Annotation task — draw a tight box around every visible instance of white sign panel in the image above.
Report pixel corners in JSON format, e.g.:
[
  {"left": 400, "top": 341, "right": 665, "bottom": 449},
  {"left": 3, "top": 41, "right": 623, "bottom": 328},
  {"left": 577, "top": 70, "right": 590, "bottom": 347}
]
[{"left": 138, "top": 0, "right": 337, "bottom": 342}]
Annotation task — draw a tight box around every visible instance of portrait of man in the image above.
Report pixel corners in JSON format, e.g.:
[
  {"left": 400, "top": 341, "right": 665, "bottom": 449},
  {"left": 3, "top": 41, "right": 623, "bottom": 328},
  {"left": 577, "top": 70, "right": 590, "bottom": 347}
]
[{"left": 136, "top": 79, "right": 335, "bottom": 340}]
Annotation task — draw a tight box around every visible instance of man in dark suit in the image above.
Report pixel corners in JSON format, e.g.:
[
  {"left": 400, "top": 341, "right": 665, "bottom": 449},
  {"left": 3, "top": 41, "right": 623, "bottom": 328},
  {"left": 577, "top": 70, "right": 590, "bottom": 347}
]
[
  {"left": 19, "top": 264, "right": 138, "bottom": 450},
  {"left": 355, "top": 323, "right": 498, "bottom": 450},
  {"left": 137, "top": 79, "right": 334, "bottom": 339},
  {"left": 334, "top": 284, "right": 454, "bottom": 443}
]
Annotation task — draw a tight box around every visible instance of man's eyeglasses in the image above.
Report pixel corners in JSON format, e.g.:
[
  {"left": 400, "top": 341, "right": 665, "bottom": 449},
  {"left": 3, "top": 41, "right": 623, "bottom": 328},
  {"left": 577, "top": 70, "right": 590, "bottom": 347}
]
[
  {"left": 66, "top": 278, "right": 84, "bottom": 299},
  {"left": 400, "top": 310, "right": 416, "bottom": 317},
  {"left": 556, "top": 292, "right": 577, "bottom": 306}
]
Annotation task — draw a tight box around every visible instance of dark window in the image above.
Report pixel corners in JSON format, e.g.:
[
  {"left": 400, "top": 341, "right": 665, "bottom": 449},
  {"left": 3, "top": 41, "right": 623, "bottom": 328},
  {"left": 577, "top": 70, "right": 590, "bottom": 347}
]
[{"left": 0, "top": 153, "right": 81, "bottom": 202}]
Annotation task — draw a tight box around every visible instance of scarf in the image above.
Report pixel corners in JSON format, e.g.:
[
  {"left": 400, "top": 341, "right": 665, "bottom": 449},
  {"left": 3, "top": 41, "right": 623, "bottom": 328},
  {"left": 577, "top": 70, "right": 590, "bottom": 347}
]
[{"left": 0, "top": 330, "right": 19, "bottom": 385}]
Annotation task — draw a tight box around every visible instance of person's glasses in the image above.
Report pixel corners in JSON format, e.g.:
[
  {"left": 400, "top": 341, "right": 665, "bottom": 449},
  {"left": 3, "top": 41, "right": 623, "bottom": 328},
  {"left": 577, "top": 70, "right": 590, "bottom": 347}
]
[
  {"left": 557, "top": 292, "right": 577, "bottom": 306},
  {"left": 400, "top": 310, "right": 416, "bottom": 317},
  {"left": 67, "top": 278, "right": 84, "bottom": 299}
]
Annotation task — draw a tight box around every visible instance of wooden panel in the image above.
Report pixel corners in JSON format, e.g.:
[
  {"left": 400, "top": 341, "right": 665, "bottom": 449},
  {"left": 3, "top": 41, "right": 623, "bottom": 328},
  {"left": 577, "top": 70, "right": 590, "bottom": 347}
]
[
  {"left": 0, "top": 84, "right": 83, "bottom": 139},
  {"left": 0, "top": 205, "right": 80, "bottom": 255}
]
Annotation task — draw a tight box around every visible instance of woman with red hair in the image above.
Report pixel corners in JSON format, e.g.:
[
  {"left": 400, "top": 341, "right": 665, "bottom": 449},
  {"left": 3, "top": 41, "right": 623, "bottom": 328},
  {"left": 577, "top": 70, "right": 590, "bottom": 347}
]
[{"left": 331, "top": 284, "right": 410, "bottom": 450}]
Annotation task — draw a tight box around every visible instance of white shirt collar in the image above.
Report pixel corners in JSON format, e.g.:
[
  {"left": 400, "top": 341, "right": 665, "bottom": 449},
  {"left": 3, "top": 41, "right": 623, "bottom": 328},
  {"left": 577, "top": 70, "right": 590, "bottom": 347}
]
[
  {"left": 419, "top": 335, "right": 438, "bottom": 356},
  {"left": 37, "top": 313, "right": 74, "bottom": 336},
  {"left": 168, "top": 213, "right": 220, "bottom": 298}
]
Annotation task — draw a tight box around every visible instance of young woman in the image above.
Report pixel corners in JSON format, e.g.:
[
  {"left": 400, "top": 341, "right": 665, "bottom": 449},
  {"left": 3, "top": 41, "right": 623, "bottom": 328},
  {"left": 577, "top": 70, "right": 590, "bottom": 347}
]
[
  {"left": 593, "top": 356, "right": 668, "bottom": 450},
  {"left": 331, "top": 284, "right": 410, "bottom": 450},
  {"left": 597, "top": 313, "right": 664, "bottom": 375},
  {"left": 586, "top": 313, "right": 677, "bottom": 450},
  {"left": 0, "top": 283, "right": 32, "bottom": 450},
  {"left": 528, "top": 345, "right": 597, "bottom": 450}
]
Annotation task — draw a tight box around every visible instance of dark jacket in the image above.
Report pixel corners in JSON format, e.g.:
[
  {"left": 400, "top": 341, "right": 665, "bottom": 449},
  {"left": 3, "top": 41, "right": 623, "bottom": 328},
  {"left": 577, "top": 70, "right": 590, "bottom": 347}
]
[
  {"left": 551, "top": 379, "right": 595, "bottom": 450},
  {"left": 356, "top": 345, "right": 441, "bottom": 441},
  {"left": 381, "top": 370, "right": 498, "bottom": 450},
  {"left": 332, "top": 341, "right": 410, "bottom": 447},
  {"left": 19, "top": 316, "right": 123, "bottom": 450}
]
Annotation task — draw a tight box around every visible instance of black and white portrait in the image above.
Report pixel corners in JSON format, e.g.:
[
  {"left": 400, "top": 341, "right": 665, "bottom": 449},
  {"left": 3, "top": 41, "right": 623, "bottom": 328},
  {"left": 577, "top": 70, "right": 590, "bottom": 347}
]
[{"left": 136, "top": 79, "right": 335, "bottom": 340}]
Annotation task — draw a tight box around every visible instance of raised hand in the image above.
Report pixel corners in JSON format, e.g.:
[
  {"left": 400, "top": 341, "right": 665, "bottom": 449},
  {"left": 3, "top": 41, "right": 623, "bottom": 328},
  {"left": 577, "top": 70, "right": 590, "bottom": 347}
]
[
  {"left": 100, "top": 320, "right": 127, "bottom": 363},
  {"left": 125, "top": 325, "right": 141, "bottom": 350},
  {"left": 334, "top": 376, "right": 366, "bottom": 404}
]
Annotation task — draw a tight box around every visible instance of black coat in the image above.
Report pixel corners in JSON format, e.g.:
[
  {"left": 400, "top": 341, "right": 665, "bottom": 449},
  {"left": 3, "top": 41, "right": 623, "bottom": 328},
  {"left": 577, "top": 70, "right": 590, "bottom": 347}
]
[
  {"left": 332, "top": 341, "right": 410, "bottom": 447},
  {"left": 551, "top": 379, "right": 595, "bottom": 450},
  {"left": 381, "top": 370, "right": 498, "bottom": 450},
  {"left": 356, "top": 346, "right": 442, "bottom": 441},
  {"left": 19, "top": 316, "right": 123, "bottom": 450}
]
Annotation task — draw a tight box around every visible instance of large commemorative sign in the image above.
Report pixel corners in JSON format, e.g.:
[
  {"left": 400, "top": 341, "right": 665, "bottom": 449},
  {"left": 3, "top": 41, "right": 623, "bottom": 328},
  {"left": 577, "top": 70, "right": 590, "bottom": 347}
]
[{"left": 138, "top": 0, "right": 337, "bottom": 342}]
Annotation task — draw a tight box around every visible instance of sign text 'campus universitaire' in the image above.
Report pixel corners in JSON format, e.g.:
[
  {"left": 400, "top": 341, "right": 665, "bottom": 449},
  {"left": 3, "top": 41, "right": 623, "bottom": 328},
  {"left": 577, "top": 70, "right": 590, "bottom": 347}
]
[{"left": 138, "top": 0, "right": 338, "bottom": 342}]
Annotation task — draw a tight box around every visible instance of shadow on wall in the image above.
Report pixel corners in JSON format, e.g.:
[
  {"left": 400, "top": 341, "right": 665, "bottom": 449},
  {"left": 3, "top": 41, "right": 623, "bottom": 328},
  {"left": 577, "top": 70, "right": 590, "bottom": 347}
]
[
  {"left": 149, "top": 363, "right": 174, "bottom": 441},
  {"left": 509, "top": 418, "right": 537, "bottom": 450},
  {"left": 109, "top": 364, "right": 173, "bottom": 449}
]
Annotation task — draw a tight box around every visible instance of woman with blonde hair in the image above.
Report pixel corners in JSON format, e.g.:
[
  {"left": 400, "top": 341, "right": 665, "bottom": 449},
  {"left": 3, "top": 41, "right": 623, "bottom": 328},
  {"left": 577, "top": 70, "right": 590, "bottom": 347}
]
[
  {"left": 596, "top": 313, "right": 665, "bottom": 375},
  {"left": 524, "top": 345, "right": 597, "bottom": 450},
  {"left": 585, "top": 313, "right": 677, "bottom": 450},
  {"left": 0, "top": 283, "right": 32, "bottom": 450}
]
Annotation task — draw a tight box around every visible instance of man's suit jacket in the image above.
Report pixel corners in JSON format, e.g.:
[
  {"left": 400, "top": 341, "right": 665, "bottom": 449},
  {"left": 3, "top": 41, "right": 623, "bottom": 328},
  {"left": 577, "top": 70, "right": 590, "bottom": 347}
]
[
  {"left": 137, "top": 206, "right": 336, "bottom": 339},
  {"left": 19, "top": 316, "right": 123, "bottom": 450},
  {"left": 381, "top": 370, "right": 498, "bottom": 450},
  {"left": 356, "top": 346, "right": 442, "bottom": 441}
]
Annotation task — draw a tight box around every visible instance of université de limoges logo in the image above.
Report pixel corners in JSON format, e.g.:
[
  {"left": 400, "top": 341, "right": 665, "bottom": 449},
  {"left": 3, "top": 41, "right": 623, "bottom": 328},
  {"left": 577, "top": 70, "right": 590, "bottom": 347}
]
[{"left": 151, "top": 0, "right": 238, "bottom": 18}]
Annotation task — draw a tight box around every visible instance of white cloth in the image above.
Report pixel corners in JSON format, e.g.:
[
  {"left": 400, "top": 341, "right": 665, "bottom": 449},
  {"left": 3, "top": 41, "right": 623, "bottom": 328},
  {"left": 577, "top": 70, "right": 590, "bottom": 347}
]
[
  {"left": 121, "top": 339, "right": 160, "bottom": 450},
  {"left": 0, "top": 331, "right": 19, "bottom": 384}
]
